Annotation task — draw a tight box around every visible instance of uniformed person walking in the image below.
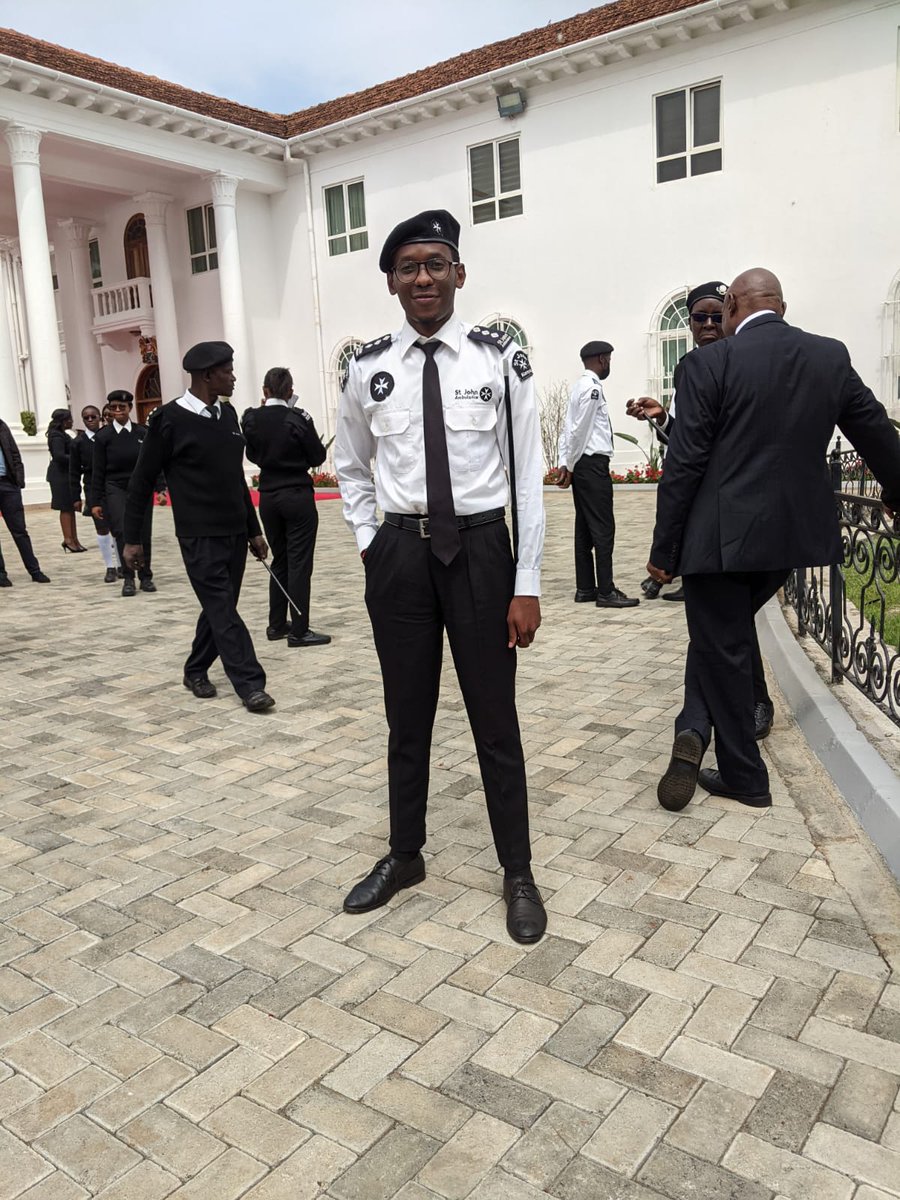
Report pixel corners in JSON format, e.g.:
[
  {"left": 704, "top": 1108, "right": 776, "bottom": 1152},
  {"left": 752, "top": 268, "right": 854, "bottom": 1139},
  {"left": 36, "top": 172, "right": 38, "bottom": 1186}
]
[
  {"left": 122, "top": 341, "right": 275, "bottom": 713},
  {"left": 557, "top": 342, "right": 639, "bottom": 608},
  {"left": 335, "top": 209, "right": 547, "bottom": 944}
]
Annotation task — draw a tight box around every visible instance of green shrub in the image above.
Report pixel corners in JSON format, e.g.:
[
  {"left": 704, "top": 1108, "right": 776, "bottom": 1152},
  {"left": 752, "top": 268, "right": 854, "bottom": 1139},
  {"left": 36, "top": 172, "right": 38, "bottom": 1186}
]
[{"left": 20, "top": 411, "right": 36, "bottom": 436}]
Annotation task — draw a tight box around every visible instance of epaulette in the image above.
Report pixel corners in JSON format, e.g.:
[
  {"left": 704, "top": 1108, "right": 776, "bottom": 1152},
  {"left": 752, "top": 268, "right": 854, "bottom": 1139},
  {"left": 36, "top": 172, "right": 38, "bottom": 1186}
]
[
  {"left": 355, "top": 334, "right": 393, "bottom": 360},
  {"left": 468, "top": 326, "right": 512, "bottom": 351}
]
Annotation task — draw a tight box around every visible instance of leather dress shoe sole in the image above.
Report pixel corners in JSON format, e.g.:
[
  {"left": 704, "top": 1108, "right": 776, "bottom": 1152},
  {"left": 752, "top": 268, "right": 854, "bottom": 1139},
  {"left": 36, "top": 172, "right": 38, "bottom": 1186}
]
[
  {"left": 287, "top": 631, "right": 332, "bottom": 647},
  {"left": 183, "top": 675, "right": 217, "bottom": 699},
  {"left": 243, "top": 690, "right": 275, "bottom": 712},
  {"left": 574, "top": 589, "right": 597, "bottom": 603},
  {"left": 658, "top": 730, "right": 705, "bottom": 812},
  {"left": 699, "top": 768, "right": 772, "bottom": 807},
  {"left": 343, "top": 853, "right": 426, "bottom": 913},
  {"left": 503, "top": 876, "right": 547, "bottom": 944}
]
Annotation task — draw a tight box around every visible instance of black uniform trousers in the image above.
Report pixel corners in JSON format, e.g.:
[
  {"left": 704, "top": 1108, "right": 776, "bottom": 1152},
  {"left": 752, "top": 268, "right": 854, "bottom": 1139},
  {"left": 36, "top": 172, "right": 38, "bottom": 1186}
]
[
  {"left": 677, "top": 570, "right": 788, "bottom": 794},
  {"left": 572, "top": 453, "right": 615, "bottom": 594},
  {"left": 106, "top": 481, "right": 152, "bottom": 581},
  {"left": 0, "top": 480, "right": 40, "bottom": 576},
  {"left": 259, "top": 486, "right": 318, "bottom": 636},
  {"left": 180, "top": 533, "right": 266, "bottom": 699},
  {"left": 364, "top": 519, "right": 531, "bottom": 873}
]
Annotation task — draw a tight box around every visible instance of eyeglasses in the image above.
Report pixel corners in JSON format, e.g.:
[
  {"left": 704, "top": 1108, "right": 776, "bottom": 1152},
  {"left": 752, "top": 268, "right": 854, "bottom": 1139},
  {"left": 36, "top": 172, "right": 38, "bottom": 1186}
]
[
  {"left": 690, "top": 312, "right": 724, "bottom": 325},
  {"left": 106, "top": 403, "right": 131, "bottom": 411},
  {"left": 391, "top": 257, "right": 458, "bottom": 282}
]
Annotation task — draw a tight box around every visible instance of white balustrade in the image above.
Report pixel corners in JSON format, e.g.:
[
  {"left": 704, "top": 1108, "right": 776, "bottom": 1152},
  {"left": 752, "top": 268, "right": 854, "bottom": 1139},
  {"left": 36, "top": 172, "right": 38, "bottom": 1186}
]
[{"left": 90, "top": 276, "right": 154, "bottom": 333}]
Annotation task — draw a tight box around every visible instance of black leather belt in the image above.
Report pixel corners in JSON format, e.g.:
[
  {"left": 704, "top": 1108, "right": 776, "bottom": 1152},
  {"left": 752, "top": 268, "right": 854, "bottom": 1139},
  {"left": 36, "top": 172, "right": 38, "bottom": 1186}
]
[{"left": 384, "top": 508, "right": 504, "bottom": 539}]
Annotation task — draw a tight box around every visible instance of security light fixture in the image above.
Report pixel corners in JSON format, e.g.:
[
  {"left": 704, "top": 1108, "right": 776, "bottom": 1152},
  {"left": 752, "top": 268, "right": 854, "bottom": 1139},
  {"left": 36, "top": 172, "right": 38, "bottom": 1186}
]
[{"left": 496, "top": 88, "right": 526, "bottom": 118}]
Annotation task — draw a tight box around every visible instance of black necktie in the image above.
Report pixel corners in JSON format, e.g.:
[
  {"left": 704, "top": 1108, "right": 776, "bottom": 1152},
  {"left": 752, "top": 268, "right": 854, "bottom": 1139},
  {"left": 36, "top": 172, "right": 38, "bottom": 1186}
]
[
  {"left": 418, "top": 342, "right": 460, "bottom": 565},
  {"left": 207, "top": 405, "right": 219, "bottom": 422}
]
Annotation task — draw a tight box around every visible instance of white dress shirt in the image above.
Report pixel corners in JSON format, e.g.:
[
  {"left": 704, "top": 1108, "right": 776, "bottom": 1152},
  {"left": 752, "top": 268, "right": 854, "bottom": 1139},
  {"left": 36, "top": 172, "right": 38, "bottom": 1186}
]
[
  {"left": 335, "top": 315, "right": 545, "bottom": 596},
  {"left": 112, "top": 419, "right": 133, "bottom": 434},
  {"left": 559, "top": 370, "right": 614, "bottom": 468},
  {"left": 84, "top": 428, "right": 95, "bottom": 441},
  {"left": 176, "top": 390, "right": 222, "bottom": 418},
  {"left": 736, "top": 309, "right": 777, "bottom": 334},
  {"left": 265, "top": 398, "right": 288, "bottom": 408}
]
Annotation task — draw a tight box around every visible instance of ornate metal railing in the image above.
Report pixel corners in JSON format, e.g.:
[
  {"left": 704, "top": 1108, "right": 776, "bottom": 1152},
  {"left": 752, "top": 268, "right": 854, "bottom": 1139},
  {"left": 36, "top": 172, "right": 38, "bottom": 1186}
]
[{"left": 784, "top": 439, "right": 900, "bottom": 725}]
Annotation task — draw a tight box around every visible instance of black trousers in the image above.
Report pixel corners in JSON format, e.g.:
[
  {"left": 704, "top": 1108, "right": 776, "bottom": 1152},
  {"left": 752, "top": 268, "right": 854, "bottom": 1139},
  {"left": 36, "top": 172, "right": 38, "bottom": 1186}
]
[
  {"left": 180, "top": 533, "right": 266, "bottom": 698},
  {"left": 0, "top": 480, "right": 40, "bottom": 576},
  {"left": 677, "top": 570, "right": 788, "bottom": 793},
  {"left": 364, "top": 519, "right": 531, "bottom": 872},
  {"left": 106, "top": 481, "right": 152, "bottom": 581},
  {"left": 572, "top": 454, "right": 615, "bottom": 593},
  {"left": 259, "top": 486, "right": 318, "bottom": 636}
]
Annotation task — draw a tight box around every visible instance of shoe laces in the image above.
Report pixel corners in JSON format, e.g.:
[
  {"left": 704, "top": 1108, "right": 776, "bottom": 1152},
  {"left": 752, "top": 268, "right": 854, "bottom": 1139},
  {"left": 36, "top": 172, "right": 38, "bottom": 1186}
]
[{"left": 506, "top": 876, "right": 541, "bottom": 903}]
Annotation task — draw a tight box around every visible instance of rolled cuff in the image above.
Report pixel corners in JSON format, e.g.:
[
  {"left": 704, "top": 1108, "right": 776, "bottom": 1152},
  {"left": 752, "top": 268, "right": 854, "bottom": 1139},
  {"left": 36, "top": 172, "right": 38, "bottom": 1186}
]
[{"left": 515, "top": 568, "right": 541, "bottom": 597}]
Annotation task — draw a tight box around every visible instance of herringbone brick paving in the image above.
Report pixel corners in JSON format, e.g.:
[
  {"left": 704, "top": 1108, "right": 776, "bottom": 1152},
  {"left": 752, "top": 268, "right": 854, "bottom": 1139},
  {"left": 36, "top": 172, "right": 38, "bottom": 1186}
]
[{"left": 0, "top": 491, "right": 898, "bottom": 1199}]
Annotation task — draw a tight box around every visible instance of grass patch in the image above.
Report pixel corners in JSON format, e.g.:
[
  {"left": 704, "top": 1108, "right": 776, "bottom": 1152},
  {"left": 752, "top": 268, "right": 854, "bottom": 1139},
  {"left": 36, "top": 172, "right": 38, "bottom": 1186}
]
[{"left": 844, "top": 567, "right": 900, "bottom": 647}]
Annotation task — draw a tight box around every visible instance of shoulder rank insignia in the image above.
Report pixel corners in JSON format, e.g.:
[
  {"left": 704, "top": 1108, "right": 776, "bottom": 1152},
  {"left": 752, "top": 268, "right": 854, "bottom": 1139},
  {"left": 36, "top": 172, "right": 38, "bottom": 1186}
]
[
  {"left": 511, "top": 349, "right": 533, "bottom": 381},
  {"left": 468, "top": 325, "right": 513, "bottom": 352},
  {"left": 355, "top": 334, "right": 393, "bottom": 360}
]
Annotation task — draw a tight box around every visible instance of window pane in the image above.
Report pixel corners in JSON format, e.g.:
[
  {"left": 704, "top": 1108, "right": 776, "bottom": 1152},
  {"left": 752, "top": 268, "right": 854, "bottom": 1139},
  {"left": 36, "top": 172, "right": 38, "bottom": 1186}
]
[
  {"left": 208, "top": 251, "right": 218, "bottom": 270},
  {"left": 325, "top": 186, "right": 346, "bottom": 237},
  {"left": 692, "top": 84, "right": 720, "bottom": 147},
  {"left": 656, "top": 91, "right": 686, "bottom": 159},
  {"left": 187, "top": 207, "right": 206, "bottom": 255},
  {"left": 205, "top": 205, "right": 217, "bottom": 250},
  {"left": 497, "top": 139, "right": 521, "bottom": 194},
  {"left": 347, "top": 181, "right": 366, "bottom": 231},
  {"left": 191, "top": 256, "right": 207, "bottom": 275},
  {"left": 691, "top": 149, "right": 722, "bottom": 175},
  {"left": 329, "top": 235, "right": 348, "bottom": 256},
  {"left": 349, "top": 230, "right": 369, "bottom": 252},
  {"left": 498, "top": 195, "right": 523, "bottom": 220},
  {"left": 470, "top": 144, "right": 496, "bottom": 203},
  {"left": 657, "top": 157, "right": 687, "bottom": 184},
  {"left": 89, "top": 239, "right": 102, "bottom": 287},
  {"left": 472, "top": 201, "right": 496, "bottom": 224}
]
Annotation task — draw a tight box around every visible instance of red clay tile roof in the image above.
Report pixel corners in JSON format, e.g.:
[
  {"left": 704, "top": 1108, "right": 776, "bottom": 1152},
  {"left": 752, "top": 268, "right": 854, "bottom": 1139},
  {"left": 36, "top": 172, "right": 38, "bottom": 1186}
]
[{"left": 0, "top": 0, "right": 706, "bottom": 140}]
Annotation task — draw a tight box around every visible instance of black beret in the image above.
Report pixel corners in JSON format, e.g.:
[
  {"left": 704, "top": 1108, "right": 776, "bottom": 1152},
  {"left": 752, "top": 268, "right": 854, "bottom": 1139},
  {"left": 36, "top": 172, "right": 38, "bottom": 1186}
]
[
  {"left": 686, "top": 281, "right": 728, "bottom": 312},
  {"left": 379, "top": 210, "right": 460, "bottom": 273},
  {"left": 182, "top": 341, "right": 234, "bottom": 372},
  {"left": 580, "top": 340, "right": 614, "bottom": 359}
]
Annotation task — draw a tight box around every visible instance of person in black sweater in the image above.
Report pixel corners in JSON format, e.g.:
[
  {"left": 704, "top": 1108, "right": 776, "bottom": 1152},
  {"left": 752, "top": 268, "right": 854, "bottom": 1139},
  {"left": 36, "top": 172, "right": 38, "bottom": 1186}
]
[
  {"left": 0, "top": 417, "right": 49, "bottom": 586},
  {"left": 70, "top": 404, "right": 120, "bottom": 584},
  {"left": 90, "top": 391, "right": 155, "bottom": 597},
  {"left": 123, "top": 340, "right": 274, "bottom": 713},
  {"left": 46, "top": 409, "right": 86, "bottom": 552},
  {"left": 242, "top": 367, "right": 331, "bottom": 648}
]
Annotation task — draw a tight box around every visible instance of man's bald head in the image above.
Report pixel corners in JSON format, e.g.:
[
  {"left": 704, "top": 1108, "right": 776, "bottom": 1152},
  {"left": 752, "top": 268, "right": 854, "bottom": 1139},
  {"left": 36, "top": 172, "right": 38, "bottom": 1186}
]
[{"left": 723, "top": 268, "right": 787, "bottom": 336}]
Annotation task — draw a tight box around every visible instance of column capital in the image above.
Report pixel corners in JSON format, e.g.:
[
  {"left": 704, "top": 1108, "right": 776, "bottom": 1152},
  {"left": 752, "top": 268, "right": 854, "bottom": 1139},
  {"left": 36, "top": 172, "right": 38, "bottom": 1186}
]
[
  {"left": 210, "top": 173, "right": 240, "bottom": 207},
  {"left": 5, "top": 125, "right": 42, "bottom": 166},
  {"left": 0, "top": 236, "right": 20, "bottom": 259},
  {"left": 132, "top": 192, "right": 173, "bottom": 225},
  {"left": 56, "top": 218, "right": 96, "bottom": 249}
]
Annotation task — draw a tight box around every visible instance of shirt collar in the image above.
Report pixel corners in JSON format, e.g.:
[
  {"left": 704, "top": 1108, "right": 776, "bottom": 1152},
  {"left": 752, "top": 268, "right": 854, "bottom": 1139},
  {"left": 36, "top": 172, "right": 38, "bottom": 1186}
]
[
  {"left": 84, "top": 429, "right": 95, "bottom": 440},
  {"left": 181, "top": 389, "right": 222, "bottom": 417},
  {"left": 584, "top": 369, "right": 602, "bottom": 384},
  {"left": 736, "top": 310, "right": 777, "bottom": 335},
  {"left": 398, "top": 315, "right": 464, "bottom": 358},
  {"left": 266, "top": 398, "right": 288, "bottom": 407},
  {"left": 113, "top": 419, "right": 133, "bottom": 434}
]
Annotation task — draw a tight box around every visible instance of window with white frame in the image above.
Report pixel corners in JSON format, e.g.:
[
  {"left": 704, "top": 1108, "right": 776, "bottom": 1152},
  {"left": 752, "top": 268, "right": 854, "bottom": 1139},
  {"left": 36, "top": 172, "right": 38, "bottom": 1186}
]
[
  {"left": 186, "top": 204, "right": 218, "bottom": 274},
  {"left": 469, "top": 137, "right": 523, "bottom": 224},
  {"left": 654, "top": 293, "right": 690, "bottom": 408},
  {"left": 325, "top": 181, "right": 368, "bottom": 256},
  {"left": 480, "top": 313, "right": 531, "bottom": 354},
  {"left": 655, "top": 82, "right": 722, "bottom": 184},
  {"left": 89, "top": 238, "right": 102, "bottom": 288}
]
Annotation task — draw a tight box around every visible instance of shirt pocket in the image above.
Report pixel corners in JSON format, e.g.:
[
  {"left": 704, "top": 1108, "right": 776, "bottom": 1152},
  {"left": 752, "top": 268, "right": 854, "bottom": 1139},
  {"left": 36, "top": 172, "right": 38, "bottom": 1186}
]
[
  {"left": 370, "top": 406, "right": 415, "bottom": 469},
  {"left": 445, "top": 405, "right": 498, "bottom": 473}
]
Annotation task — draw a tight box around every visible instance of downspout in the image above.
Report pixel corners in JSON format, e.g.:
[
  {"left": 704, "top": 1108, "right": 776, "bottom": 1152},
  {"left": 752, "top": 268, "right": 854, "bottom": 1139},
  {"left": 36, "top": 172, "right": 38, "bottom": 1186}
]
[{"left": 297, "top": 150, "right": 329, "bottom": 444}]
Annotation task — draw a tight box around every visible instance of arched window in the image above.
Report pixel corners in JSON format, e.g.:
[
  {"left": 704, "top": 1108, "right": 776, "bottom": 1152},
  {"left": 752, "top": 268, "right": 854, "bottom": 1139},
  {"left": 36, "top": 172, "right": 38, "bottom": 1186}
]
[
  {"left": 651, "top": 291, "right": 690, "bottom": 408},
  {"left": 326, "top": 336, "right": 363, "bottom": 447},
  {"left": 123, "top": 214, "right": 149, "bottom": 279},
  {"left": 479, "top": 313, "right": 531, "bottom": 355}
]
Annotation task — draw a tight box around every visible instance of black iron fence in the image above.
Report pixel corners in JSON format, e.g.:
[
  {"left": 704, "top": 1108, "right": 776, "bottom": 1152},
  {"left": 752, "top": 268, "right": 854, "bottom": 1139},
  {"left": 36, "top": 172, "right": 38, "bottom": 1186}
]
[{"left": 783, "top": 439, "right": 900, "bottom": 726}]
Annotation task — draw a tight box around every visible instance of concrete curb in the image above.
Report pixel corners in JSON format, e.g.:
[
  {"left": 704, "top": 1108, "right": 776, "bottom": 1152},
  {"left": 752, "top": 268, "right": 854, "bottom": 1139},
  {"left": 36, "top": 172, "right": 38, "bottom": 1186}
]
[{"left": 757, "top": 597, "right": 900, "bottom": 880}]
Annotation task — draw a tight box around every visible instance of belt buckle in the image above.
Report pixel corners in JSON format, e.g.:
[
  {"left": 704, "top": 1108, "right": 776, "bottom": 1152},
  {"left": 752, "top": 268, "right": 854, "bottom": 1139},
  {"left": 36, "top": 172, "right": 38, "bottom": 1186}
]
[{"left": 418, "top": 517, "right": 430, "bottom": 539}]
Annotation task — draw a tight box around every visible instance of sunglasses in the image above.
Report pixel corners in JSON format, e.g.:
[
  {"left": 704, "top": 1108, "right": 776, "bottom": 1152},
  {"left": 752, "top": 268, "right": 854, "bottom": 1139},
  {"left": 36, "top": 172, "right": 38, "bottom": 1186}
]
[{"left": 690, "top": 312, "right": 724, "bottom": 325}]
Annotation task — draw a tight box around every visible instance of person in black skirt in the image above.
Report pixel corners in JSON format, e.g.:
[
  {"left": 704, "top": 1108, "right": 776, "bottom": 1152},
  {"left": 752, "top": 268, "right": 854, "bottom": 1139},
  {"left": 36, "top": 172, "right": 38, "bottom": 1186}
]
[
  {"left": 90, "top": 391, "right": 156, "bottom": 597},
  {"left": 242, "top": 367, "right": 331, "bottom": 647},
  {"left": 70, "top": 404, "right": 120, "bottom": 584},
  {"left": 46, "top": 408, "right": 86, "bottom": 553}
]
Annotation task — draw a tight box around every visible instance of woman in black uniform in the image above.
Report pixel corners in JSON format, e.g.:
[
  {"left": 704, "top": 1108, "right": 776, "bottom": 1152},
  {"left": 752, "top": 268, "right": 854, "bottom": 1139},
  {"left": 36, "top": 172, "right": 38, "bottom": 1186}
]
[
  {"left": 70, "top": 404, "right": 119, "bottom": 583},
  {"left": 46, "top": 408, "right": 86, "bottom": 552}
]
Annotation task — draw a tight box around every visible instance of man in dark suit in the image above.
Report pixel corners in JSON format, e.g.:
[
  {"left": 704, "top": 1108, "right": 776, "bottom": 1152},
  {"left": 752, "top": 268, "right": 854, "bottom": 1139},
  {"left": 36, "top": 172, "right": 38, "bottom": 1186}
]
[
  {"left": 0, "top": 417, "right": 49, "bottom": 586},
  {"left": 648, "top": 268, "right": 900, "bottom": 810}
]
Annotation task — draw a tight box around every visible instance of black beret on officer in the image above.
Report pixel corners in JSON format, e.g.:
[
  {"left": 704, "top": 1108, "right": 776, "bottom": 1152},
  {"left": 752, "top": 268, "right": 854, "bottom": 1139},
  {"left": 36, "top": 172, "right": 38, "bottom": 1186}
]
[
  {"left": 182, "top": 341, "right": 234, "bottom": 372},
  {"left": 379, "top": 210, "right": 461, "bottom": 273},
  {"left": 580, "top": 340, "right": 614, "bottom": 360},
  {"left": 686, "top": 281, "right": 727, "bottom": 312}
]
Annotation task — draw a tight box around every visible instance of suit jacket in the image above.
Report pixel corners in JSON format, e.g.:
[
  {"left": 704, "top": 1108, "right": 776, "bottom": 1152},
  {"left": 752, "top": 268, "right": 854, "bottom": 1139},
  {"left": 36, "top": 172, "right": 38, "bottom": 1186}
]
[
  {"left": 69, "top": 430, "right": 94, "bottom": 505},
  {"left": 0, "top": 419, "right": 25, "bottom": 489},
  {"left": 651, "top": 314, "right": 900, "bottom": 575}
]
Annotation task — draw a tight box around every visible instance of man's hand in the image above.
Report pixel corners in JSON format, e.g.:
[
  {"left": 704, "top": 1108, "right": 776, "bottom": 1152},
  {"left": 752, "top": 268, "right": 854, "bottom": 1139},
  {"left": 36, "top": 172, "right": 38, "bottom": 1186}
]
[
  {"left": 249, "top": 535, "right": 268, "bottom": 560},
  {"left": 123, "top": 543, "right": 144, "bottom": 571},
  {"left": 91, "top": 505, "right": 104, "bottom": 520},
  {"left": 507, "top": 597, "right": 541, "bottom": 649},
  {"left": 627, "top": 396, "right": 666, "bottom": 426},
  {"left": 556, "top": 467, "right": 572, "bottom": 489},
  {"left": 73, "top": 499, "right": 82, "bottom": 512},
  {"left": 646, "top": 560, "right": 674, "bottom": 584}
]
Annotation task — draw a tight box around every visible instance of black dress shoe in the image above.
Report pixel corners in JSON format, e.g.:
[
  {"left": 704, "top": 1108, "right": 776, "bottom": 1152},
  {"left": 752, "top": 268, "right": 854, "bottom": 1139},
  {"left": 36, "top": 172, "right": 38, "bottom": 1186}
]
[
  {"left": 116, "top": 566, "right": 125, "bottom": 579},
  {"left": 658, "top": 729, "right": 705, "bottom": 812},
  {"left": 574, "top": 588, "right": 597, "bottom": 603},
  {"left": 662, "top": 585, "right": 685, "bottom": 602},
  {"left": 243, "top": 690, "right": 275, "bottom": 712},
  {"left": 266, "top": 625, "right": 289, "bottom": 640},
  {"left": 754, "top": 701, "right": 774, "bottom": 740},
  {"left": 183, "top": 675, "right": 217, "bottom": 699},
  {"left": 641, "top": 576, "right": 662, "bottom": 599},
  {"left": 343, "top": 853, "right": 426, "bottom": 913},
  {"left": 503, "top": 874, "right": 547, "bottom": 944},
  {"left": 104, "top": 568, "right": 117, "bottom": 583},
  {"left": 287, "top": 630, "right": 332, "bottom": 647},
  {"left": 699, "top": 768, "right": 772, "bottom": 808},
  {"left": 0, "top": 574, "right": 11, "bottom": 588},
  {"left": 140, "top": 579, "right": 157, "bottom": 593},
  {"left": 31, "top": 572, "right": 50, "bottom": 583},
  {"left": 121, "top": 580, "right": 136, "bottom": 596},
  {"left": 596, "top": 588, "right": 639, "bottom": 609}
]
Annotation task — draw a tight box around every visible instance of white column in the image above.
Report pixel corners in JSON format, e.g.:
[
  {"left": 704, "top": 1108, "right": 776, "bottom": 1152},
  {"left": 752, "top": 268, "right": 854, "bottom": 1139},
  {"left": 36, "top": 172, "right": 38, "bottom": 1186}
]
[
  {"left": 56, "top": 219, "right": 106, "bottom": 419},
  {"left": 0, "top": 245, "right": 22, "bottom": 429},
  {"left": 133, "top": 192, "right": 182, "bottom": 400},
  {"left": 210, "top": 173, "right": 250, "bottom": 408},
  {"left": 4, "top": 125, "right": 67, "bottom": 424}
]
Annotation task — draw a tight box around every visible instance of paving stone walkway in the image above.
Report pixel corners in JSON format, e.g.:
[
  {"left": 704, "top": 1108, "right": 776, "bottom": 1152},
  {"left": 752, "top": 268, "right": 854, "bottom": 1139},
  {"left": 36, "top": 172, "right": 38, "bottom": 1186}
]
[{"left": 1, "top": 491, "right": 899, "bottom": 1200}]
